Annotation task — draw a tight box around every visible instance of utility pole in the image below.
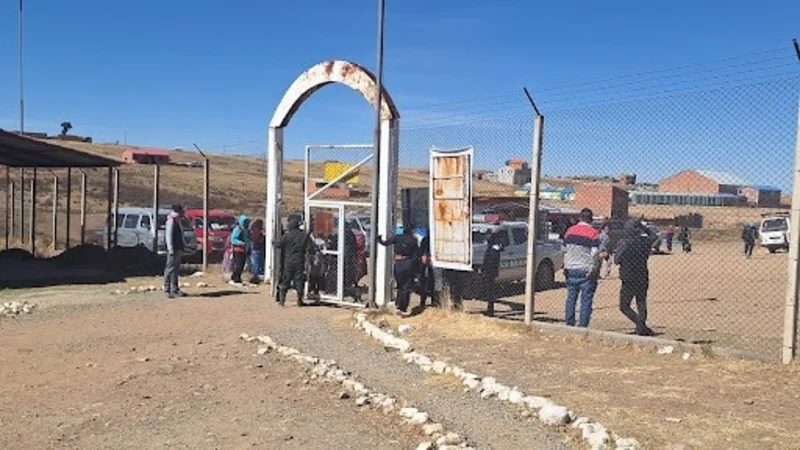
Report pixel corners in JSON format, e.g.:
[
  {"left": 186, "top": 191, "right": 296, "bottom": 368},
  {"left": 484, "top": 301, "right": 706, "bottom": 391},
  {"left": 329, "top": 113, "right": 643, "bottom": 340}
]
[
  {"left": 194, "top": 143, "right": 210, "bottom": 273},
  {"left": 367, "top": 0, "right": 386, "bottom": 309},
  {"left": 522, "top": 88, "right": 544, "bottom": 326},
  {"left": 19, "top": 0, "right": 24, "bottom": 134}
]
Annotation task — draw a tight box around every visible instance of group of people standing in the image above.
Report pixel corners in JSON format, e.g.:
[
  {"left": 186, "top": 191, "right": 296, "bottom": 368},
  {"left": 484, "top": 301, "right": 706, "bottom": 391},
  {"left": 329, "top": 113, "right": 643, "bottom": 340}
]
[{"left": 562, "top": 208, "right": 656, "bottom": 336}]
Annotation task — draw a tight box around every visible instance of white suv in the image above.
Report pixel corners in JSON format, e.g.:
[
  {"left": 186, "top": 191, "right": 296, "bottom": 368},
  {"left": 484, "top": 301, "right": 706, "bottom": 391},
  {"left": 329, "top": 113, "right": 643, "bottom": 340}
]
[{"left": 760, "top": 213, "right": 790, "bottom": 253}]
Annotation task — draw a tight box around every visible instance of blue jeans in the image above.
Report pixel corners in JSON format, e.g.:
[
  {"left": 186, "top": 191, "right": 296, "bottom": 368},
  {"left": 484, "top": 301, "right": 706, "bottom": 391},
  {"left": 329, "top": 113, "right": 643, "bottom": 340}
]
[
  {"left": 565, "top": 269, "right": 598, "bottom": 327},
  {"left": 250, "top": 249, "right": 264, "bottom": 278}
]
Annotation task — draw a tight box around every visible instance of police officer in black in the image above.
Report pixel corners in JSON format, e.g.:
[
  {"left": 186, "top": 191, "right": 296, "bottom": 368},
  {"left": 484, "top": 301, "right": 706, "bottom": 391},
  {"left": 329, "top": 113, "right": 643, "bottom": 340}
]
[
  {"left": 273, "top": 216, "right": 311, "bottom": 307},
  {"left": 378, "top": 226, "right": 419, "bottom": 317},
  {"left": 482, "top": 231, "right": 503, "bottom": 316},
  {"left": 417, "top": 232, "right": 436, "bottom": 308}
]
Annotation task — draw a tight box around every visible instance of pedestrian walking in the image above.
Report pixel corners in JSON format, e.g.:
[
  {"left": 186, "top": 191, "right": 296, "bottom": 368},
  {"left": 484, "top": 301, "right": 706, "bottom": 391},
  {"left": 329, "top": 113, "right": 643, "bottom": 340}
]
[
  {"left": 273, "top": 216, "right": 312, "bottom": 307},
  {"left": 679, "top": 226, "right": 692, "bottom": 253},
  {"left": 598, "top": 223, "right": 613, "bottom": 278},
  {"left": 249, "top": 219, "right": 265, "bottom": 283},
  {"left": 163, "top": 204, "right": 187, "bottom": 299},
  {"left": 563, "top": 208, "right": 605, "bottom": 327},
  {"left": 229, "top": 215, "right": 252, "bottom": 285},
  {"left": 614, "top": 219, "right": 656, "bottom": 336},
  {"left": 482, "top": 231, "right": 503, "bottom": 316},
  {"left": 378, "top": 226, "right": 420, "bottom": 317},
  {"left": 742, "top": 222, "right": 758, "bottom": 259},
  {"left": 665, "top": 225, "right": 675, "bottom": 252}
]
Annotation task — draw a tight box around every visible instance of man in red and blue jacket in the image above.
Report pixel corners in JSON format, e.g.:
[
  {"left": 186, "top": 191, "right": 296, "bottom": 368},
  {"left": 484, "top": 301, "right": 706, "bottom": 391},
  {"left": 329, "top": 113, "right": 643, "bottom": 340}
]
[{"left": 563, "top": 208, "right": 606, "bottom": 327}]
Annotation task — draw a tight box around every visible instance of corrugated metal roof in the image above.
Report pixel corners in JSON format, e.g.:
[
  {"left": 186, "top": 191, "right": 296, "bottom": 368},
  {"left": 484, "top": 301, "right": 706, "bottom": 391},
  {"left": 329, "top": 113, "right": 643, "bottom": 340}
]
[
  {"left": 694, "top": 169, "right": 751, "bottom": 186},
  {"left": 0, "top": 129, "right": 121, "bottom": 168},
  {"left": 750, "top": 185, "right": 781, "bottom": 192}
]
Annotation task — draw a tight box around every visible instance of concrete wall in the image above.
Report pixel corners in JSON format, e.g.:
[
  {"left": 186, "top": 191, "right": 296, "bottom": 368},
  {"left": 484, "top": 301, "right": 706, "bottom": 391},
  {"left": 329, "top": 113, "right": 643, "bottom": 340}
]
[{"left": 658, "top": 170, "right": 719, "bottom": 194}]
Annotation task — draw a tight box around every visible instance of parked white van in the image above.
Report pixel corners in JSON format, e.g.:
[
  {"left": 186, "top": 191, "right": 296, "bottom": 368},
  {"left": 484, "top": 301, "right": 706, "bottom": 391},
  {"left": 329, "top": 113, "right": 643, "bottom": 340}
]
[
  {"left": 102, "top": 207, "right": 199, "bottom": 257},
  {"left": 760, "top": 212, "right": 790, "bottom": 253}
]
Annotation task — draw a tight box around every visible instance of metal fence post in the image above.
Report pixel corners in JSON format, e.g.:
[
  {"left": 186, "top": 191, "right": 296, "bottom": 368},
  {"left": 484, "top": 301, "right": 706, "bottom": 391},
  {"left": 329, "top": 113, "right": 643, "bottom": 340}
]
[
  {"left": 20, "top": 168, "right": 24, "bottom": 243},
  {"left": 65, "top": 168, "right": 71, "bottom": 249},
  {"left": 525, "top": 114, "right": 545, "bottom": 325},
  {"left": 29, "top": 167, "right": 36, "bottom": 255},
  {"left": 80, "top": 171, "right": 86, "bottom": 246},
  {"left": 112, "top": 168, "right": 120, "bottom": 250},
  {"left": 203, "top": 157, "right": 209, "bottom": 272},
  {"left": 9, "top": 181, "right": 15, "bottom": 245},
  {"left": 782, "top": 100, "right": 800, "bottom": 364},
  {"left": 152, "top": 164, "right": 160, "bottom": 253},
  {"left": 4, "top": 167, "right": 9, "bottom": 249},
  {"left": 52, "top": 175, "right": 58, "bottom": 250}
]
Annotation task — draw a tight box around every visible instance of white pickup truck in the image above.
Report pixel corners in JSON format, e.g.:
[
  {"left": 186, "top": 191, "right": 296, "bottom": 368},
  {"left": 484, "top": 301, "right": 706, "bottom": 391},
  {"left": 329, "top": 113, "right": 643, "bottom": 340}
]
[{"left": 441, "top": 219, "right": 565, "bottom": 299}]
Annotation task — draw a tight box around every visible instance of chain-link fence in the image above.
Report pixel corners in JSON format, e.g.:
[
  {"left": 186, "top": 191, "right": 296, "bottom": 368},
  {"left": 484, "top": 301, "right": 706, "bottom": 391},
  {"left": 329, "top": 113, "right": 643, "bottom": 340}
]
[{"left": 395, "top": 74, "right": 800, "bottom": 361}]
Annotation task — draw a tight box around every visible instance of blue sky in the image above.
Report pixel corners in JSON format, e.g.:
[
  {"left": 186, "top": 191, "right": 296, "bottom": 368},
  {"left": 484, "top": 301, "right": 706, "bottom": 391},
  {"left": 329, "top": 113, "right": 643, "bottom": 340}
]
[{"left": 0, "top": 0, "right": 798, "bottom": 187}]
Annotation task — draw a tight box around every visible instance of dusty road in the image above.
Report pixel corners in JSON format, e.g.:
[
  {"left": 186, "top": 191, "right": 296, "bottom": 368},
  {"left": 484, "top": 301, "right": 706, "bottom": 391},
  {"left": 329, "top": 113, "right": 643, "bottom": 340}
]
[{"left": 0, "top": 280, "right": 568, "bottom": 449}]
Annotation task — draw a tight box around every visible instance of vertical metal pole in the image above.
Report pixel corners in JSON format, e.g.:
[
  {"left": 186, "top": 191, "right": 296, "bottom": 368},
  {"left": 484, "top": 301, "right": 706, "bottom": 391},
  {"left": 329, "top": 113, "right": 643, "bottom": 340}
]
[
  {"left": 524, "top": 115, "right": 545, "bottom": 325},
  {"left": 367, "top": 0, "right": 386, "bottom": 309},
  {"left": 4, "top": 167, "right": 9, "bottom": 249},
  {"left": 106, "top": 167, "right": 113, "bottom": 250},
  {"left": 152, "top": 164, "right": 160, "bottom": 253},
  {"left": 202, "top": 158, "right": 209, "bottom": 272},
  {"left": 112, "top": 168, "right": 120, "bottom": 249},
  {"left": 80, "top": 172, "right": 87, "bottom": 245},
  {"left": 29, "top": 167, "right": 35, "bottom": 255},
  {"left": 18, "top": 0, "right": 24, "bottom": 134},
  {"left": 65, "top": 168, "right": 71, "bottom": 249},
  {"left": 52, "top": 175, "right": 58, "bottom": 250},
  {"left": 20, "top": 168, "right": 25, "bottom": 243},
  {"left": 782, "top": 100, "right": 800, "bottom": 364},
  {"left": 9, "top": 181, "right": 15, "bottom": 246}
]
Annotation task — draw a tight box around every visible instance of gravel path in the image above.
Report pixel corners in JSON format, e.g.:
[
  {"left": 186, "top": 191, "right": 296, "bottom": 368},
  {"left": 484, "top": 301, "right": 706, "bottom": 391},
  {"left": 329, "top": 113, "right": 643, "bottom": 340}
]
[{"left": 272, "top": 313, "right": 572, "bottom": 450}]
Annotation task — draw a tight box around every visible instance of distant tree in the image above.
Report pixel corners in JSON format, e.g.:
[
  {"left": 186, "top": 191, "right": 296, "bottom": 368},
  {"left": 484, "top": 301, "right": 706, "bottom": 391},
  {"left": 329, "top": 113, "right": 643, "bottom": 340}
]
[{"left": 60, "top": 121, "right": 73, "bottom": 136}]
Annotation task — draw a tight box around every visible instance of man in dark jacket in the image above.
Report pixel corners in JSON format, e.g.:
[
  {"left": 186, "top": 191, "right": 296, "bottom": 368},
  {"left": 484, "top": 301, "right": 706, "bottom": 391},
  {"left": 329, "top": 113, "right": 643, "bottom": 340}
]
[
  {"left": 614, "top": 218, "right": 656, "bottom": 336},
  {"left": 482, "top": 231, "right": 503, "bottom": 316},
  {"left": 163, "top": 204, "right": 186, "bottom": 299},
  {"left": 742, "top": 222, "right": 758, "bottom": 259},
  {"left": 274, "top": 216, "right": 311, "bottom": 307},
  {"left": 379, "top": 226, "right": 419, "bottom": 317},
  {"left": 417, "top": 232, "right": 437, "bottom": 308}
]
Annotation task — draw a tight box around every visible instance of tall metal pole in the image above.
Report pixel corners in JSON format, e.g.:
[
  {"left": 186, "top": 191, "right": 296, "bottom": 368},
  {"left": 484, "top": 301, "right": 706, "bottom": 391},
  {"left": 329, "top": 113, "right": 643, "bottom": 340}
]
[
  {"left": 106, "top": 167, "right": 113, "bottom": 250},
  {"left": 20, "top": 168, "right": 25, "bottom": 243},
  {"left": 18, "top": 0, "right": 24, "bottom": 134},
  {"left": 523, "top": 88, "right": 544, "bottom": 325},
  {"left": 80, "top": 172, "right": 87, "bottom": 245},
  {"left": 9, "top": 181, "right": 15, "bottom": 246},
  {"left": 112, "top": 168, "right": 120, "bottom": 250},
  {"left": 367, "top": 0, "right": 386, "bottom": 309},
  {"left": 52, "top": 175, "right": 58, "bottom": 250},
  {"left": 203, "top": 158, "right": 209, "bottom": 272},
  {"left": 29, "top": 167, "right": 36, "bottom": 255},
  {"left": 152, "top": 164, "right": 160, "bottom": 253},
  {"left": 783, "top": 99, "right": 800, "bottom": 364},
  {"left": 66, "top": 168, "right": 71, "bottom": 249},
  {"left": 4, "top": 167, "right": 9, "bottom": 249}
]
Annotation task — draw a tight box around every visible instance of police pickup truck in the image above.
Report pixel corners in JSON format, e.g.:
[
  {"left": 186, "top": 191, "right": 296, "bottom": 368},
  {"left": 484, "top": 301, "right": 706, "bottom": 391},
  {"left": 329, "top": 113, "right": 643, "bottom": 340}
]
[{"left": 441, "top": 215, "right": 565, "bottom": 299}]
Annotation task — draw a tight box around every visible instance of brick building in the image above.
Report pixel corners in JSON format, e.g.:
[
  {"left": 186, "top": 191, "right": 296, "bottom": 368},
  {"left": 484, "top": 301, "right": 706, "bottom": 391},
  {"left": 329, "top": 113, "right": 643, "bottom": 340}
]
[
  {"left": 658, "top": 170, "right": 750, "bottom": 195},
  {"left": 121, "top": 148, "right": 171, "bottom": 165},
  {"left": 739, "top": 185, "right": 782, "bottom": 207},
  {"left": 574, "top": 184, "right": 629, "bottom": 219}
]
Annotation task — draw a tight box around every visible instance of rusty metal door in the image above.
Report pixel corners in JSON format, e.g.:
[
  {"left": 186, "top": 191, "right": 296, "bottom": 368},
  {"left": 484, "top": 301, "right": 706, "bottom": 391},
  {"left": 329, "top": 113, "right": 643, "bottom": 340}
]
[{"left": 429, "top": 147, "right": 474, "bottom": 271}]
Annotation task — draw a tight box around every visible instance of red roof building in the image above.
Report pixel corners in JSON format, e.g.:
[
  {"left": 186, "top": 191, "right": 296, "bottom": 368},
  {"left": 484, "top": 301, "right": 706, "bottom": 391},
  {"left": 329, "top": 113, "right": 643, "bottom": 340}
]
[{"left": 121, "top": 148, "right": 171, "bottom": 165}]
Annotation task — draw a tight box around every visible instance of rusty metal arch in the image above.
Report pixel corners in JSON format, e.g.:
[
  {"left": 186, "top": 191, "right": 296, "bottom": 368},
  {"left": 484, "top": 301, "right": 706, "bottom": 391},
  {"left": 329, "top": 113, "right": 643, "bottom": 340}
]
[{"left": 269, "top": 60, "right": 400, "bottom": 128}]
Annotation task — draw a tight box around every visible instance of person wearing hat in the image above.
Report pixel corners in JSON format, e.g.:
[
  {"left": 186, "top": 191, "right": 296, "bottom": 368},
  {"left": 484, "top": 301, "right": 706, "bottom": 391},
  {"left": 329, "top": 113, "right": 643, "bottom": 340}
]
[
  {"left": 742, "top": 222, "right": 758, "bottom": 259},
  {"left": 164, "top": 204, "right": 187, "bottom": 298},
  {"left": 273, "top": 215, "right": 312, "bottom": 306}
]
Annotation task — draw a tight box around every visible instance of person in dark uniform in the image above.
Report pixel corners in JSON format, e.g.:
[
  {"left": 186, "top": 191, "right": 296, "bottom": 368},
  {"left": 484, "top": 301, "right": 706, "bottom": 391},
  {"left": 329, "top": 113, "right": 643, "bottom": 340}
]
[
  {"left": 482, "top": 231, "right": 503, "bottom": 316},
  {"left": 273, "top": 216, "right": 311, "bottom": 307},
  {"left": 614, "top": 219, "right": 656, "bottom": 336},
  {"left": 343, "top": 228, "right": 362, "bottom": 302},
  {"left": 417, "top": 231, "right": 436, "bottom": 308},
  {"left": 379, "top": 226, "right": 420, "bottom": 317}
]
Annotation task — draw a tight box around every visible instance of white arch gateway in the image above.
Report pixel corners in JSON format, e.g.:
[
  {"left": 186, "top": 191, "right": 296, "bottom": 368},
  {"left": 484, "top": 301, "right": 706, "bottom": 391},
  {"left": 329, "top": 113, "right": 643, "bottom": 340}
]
[{"left": 265, "top": 60, "right": 400, "bottom": 306}]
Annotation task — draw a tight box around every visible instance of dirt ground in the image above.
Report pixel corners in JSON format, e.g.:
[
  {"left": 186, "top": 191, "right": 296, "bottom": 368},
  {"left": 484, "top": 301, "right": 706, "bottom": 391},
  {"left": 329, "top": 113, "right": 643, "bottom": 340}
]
[
  {"left": 470, "top": 240, "right": 789, "bottom": 360},
  {"left": 0, "top": 281, "right": 427, "bottom": 450},
  {"left": 377, "top": 310, "right": 800, "bottom": 450}
]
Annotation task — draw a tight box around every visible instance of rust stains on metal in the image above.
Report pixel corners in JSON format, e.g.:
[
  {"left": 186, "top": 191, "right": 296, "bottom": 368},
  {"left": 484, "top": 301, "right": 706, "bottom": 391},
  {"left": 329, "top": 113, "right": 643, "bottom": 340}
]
[
  {"left": 270, "top": 60, "right": 400, "bottom": 128},
  {"left": 430, "top": 152, "right": 472, "bottom": 266}
]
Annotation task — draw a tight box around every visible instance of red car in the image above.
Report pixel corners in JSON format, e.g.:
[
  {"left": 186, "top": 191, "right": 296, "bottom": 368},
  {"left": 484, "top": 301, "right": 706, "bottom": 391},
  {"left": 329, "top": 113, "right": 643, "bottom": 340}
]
[{"left": 184, "top": 209, "right": 237, "bottom": 254}]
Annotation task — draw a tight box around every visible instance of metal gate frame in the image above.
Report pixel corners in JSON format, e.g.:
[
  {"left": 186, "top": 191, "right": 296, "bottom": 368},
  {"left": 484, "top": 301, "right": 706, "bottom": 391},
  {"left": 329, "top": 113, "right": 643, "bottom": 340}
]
[{"left": 304, "top": 144, "right": 373, "bottom": 307}]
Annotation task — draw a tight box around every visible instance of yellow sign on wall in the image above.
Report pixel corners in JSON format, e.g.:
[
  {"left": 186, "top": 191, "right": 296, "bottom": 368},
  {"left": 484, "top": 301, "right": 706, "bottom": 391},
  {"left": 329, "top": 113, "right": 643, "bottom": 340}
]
[{"left": 323, "top": 161, "right": 359, "bottom": 184}]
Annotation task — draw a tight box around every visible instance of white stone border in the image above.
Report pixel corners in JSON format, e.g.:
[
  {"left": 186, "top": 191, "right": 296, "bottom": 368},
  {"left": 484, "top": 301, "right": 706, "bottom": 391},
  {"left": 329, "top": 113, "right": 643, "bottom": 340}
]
[
  {"left": 239, "top": 332, "right": 475, "bottom": 450},
  {"left": 353, "top": 313, "right": 642, "bottom": 450}
]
